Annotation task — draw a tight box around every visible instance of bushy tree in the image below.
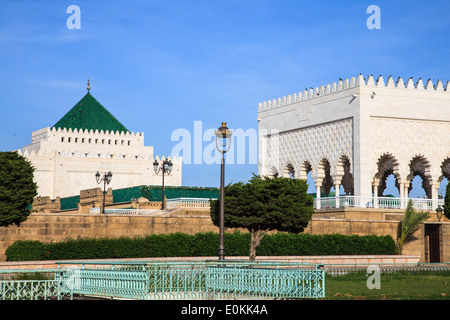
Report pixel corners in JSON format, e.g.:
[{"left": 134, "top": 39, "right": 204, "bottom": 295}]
[
  {"left": 210, "top": 174, "right": 314, "bottom": 260},
  {"left": 0, "top": 151, "right": 37, "bottom": 227}
]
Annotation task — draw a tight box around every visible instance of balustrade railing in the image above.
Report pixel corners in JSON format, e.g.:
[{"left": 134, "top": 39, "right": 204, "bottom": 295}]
[
  {"left": 90, "top": 208, "right": 159, "bottom": 215},
  {"left": 315, "top": 195, "right": 444, "bottom": 210},
  {"left": 165, "top": 198, "right": 216, "bottom": 210},
  {"left": 89, "top": 198, "right": 216, "bottom": 215}
]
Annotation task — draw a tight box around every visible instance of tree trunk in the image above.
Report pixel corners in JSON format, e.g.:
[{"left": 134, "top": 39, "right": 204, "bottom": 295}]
[
  {"left": 249, "top": 229, "right": 268, "bottom": 261},
  {"left": 396, "top": 242, "right": 403, "bottom": 255}
]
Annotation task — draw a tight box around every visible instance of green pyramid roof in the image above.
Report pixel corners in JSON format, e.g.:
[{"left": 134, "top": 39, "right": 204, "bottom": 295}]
[{"left": 53, "top": 92, "right": 129, "bottom": 133}]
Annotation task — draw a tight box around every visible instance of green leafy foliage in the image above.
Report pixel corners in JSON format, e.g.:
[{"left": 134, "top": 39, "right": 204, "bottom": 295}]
[
  {"left": 444, "top": 182, "right": 450, "bottom": 220},
  {"left": 0, "top": 152, "right": 37, "bottom": 227},
  {"left": 5, "top": 232, "right": 397, "bottom": 261},
  {"left": 210, "top": 175, "right": 314, "bottom": 233},
  {"left": 210, "top": 175, "right": 315, "bottom": 259},
  {"left": 256, "top": 233, "right": 396, "bottom": 256},
  {"left": 397, "top": 200, "right": 429, "bottom": 254},
  {"left": 5, "top": 240, "right": 49, "bottom": 261}
]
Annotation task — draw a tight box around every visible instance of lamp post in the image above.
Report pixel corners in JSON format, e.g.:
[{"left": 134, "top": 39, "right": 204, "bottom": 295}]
[
  {"left": 436, "top": 205, "right": 443, "bottom": 222},
  {"left": 95, "top": 171, "right": 112, "bottom": 214},
  {"left": 215, "top": 122, "right": 232, "bottom": 260},
  {"left": 153, "top": 159, "right": 173, "bottom": 210}
]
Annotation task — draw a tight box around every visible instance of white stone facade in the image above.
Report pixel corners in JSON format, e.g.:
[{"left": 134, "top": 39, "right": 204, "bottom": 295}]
[
  {"left": 257, "top": 74, "right": 450, "bottom": 206},
  {"left": 19, "top": 127, "right": 182, "bottom": 198}
]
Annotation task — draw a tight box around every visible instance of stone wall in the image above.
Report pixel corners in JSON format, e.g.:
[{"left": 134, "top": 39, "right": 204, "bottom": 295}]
[{"left": 0, "top": 209, "right": 448, "bottom": 262}]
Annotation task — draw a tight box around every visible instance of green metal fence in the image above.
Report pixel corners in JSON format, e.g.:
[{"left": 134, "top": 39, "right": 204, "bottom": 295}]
[
  {"left": 54, "top": 260, "right": 325, "bottom": 300},
  {"left": 0, "top": 278, "right": 72, "bottom": 300},
  {"left": 0, "top": 260, "right": 325, "bottom": 300}
]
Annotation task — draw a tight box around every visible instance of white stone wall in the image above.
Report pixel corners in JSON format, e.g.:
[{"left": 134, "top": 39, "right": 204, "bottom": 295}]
[
  {"left": 258, "top": 74, "right": 450, "bottom": 201},
  {"left": 19, "top": 127, "right": 182, "bottom": 198}
]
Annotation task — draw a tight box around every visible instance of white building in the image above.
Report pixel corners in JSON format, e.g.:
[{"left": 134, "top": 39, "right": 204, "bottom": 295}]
[
  {"left": 19, "top": 86, "right": 182, "bottom": 198},
  {"left": 257, "top": 74, "right": 450, "bottom": 210}
]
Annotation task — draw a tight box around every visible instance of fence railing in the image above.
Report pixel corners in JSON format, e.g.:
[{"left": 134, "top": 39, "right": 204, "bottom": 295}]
[
  {"left": 2, "top": 261, "right": 449, "bottom": 300},
  {"left": 315, "top": 196, "right": 444, "bottom": 210},
  {"left": 323, "top": 262, "right": 450, "bottom": 276},
  {"left": 90, "top": 208, "right": 159, "bottom": 215},
  {"left": 89, "top": 198, "right": 216, "bottom": 214},
  {"left": 0, "top": 279, "right": 72, "bottom": 300},
  {"left": 165, "top": 198, "right": 216, "bottom": 210},
  {"left": 53, "top": 260, "right": 325, "bottom": 300}
]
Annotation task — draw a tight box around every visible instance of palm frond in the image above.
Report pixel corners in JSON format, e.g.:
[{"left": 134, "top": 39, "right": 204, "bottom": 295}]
[{"left": 397, "top": 200, "right": 429, "bottom": 254}]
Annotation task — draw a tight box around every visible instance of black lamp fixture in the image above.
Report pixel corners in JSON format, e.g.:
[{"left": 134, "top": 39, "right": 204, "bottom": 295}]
[
  {"left": 95, "top": 171, "right": 112, "bottom": 214},
  {"left": 153, "top": 159, "right": 173, "bottom": 210},
  {"left": 436, "top": 205, "right": 443, "bottom": 222},
  {"left": 215, "top": 122, "right": 232, "bottom": 260}
]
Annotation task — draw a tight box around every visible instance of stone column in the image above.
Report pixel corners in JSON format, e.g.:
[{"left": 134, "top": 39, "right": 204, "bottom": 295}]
[
  {"left": 315, "top": 184, "right": 322, "bottom": 209},
  {"left": 431, "top": 183, "right": 439, "bottom": 211},
  {"left": 399, "top": 182, "right": 405, "bottom": 209},
  {"left": 334, "top": 183, "right": 340, "bottom": 208},
  {"left": 373, "top": 183, "right": 379, "bottom": 208}
]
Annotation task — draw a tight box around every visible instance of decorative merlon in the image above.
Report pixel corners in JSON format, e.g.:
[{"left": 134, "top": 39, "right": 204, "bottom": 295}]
[
  {"left": 50, "top": 126, "right": 143, "bottom": 136},
  {"left": 258, "top": 74, "right": 450, "bottom": 112},
  {"left": 17, "top": 148, "right": 181, "bottom": 164}
]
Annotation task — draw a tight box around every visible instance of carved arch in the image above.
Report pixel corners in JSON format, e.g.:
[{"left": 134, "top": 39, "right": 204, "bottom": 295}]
[
  {"left": 318, "top": 158, "right": 333, "bottom": 197},
  {"left": 373, "top": 153, "right": 401, "bottom": 196},
  {"left": 283, "top": 163, "right": 295, "bottom": 178},
  {"left": 440, "top": 157, "right": 450, "bottom": 183},
  {"left": 298, "top": 161, "right": 312, "bottom": 181},
  {"left": 337, "top": 155, "right": 354, "bottom": 195},
  {"left": 407, "top": 155, "right": 432, "bottom": 198}
]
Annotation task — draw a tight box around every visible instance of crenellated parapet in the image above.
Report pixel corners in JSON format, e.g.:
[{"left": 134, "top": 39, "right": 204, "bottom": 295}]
[
  {"left": 18, "top": 146, "right": 180, "bottom": 165},
  {"left": 50, "top": 126, "right": 143, "bottom": 136},
  {"left": 17, "top": 147, "right": 180, "bottom": 164},
  {"left": 258, "top": 74, "right": 450, "bottom": 112},
  {"left": 24, "top": 126, "right": 146, "bottom": 152}
]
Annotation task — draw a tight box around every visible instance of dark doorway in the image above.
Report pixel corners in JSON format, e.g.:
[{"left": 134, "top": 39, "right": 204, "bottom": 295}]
[{"left": 425, "top": 224, "right": 441, "bottom": 263}]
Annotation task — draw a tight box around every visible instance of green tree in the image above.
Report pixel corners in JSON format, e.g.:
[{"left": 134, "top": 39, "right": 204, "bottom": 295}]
[
  {"left": 0, "top": 151, "right": 37, "bottom": 227},
  {"left": 210, "top": 174, "right": 314, "bottom": 260},
  {"left": 397, "top": 200, "right": 429, "bottom": 255},
  {"left": 444, "top": 182, "right": 450, "bottom": 220}
]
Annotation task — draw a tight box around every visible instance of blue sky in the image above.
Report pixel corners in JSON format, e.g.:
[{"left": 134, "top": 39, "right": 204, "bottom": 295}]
[{"left": 0, "top": 0, "right": 449, "bottom": 196}]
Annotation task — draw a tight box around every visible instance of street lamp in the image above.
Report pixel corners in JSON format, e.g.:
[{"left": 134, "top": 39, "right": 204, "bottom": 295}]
[
  {"left": 215, "top": 122, "right": 232, "bottom": 260},
  {"left": 436, "top": 205, "right": 443, "bottom": 222},
  {"left": 153, "top": 159, "right": 173, "bottom": 210},
  {"left": 95, "top": 171, "right": 112, "bottom": 214}
]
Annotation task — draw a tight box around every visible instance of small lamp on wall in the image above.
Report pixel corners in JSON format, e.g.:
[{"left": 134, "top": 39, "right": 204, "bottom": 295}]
[{"left": 436, "top": 205, "right": 443, "bottom": 222}]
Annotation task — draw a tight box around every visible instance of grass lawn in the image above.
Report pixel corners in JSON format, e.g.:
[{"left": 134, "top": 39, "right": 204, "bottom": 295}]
[
  {"left": 2, "top": 268, "right": 449, "bottom": 301},
  {"left": 324, "top": 270, "right": 450, "bottom": 300}
]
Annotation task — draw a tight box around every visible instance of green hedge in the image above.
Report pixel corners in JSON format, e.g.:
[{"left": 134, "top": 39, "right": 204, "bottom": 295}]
[{"left": 5, "top": 232, "right": 396, "bottom": 261}]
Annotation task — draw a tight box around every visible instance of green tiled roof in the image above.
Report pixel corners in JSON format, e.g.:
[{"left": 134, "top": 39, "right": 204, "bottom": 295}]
[{"left": 52, "top": 92, "right": 129, "bottom": 133}]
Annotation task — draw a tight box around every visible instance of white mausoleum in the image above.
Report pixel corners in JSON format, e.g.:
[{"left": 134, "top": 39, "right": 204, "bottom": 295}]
[
  {"left": 19, "top": 85, "right": 182, "bottom": 198},
  {"left": 257, "top": 74, "right": 450, "bottom": 209}
]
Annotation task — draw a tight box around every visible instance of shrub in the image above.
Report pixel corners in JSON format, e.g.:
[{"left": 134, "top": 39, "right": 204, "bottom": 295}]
[
  {"left": 5, "top": 240, "right": 49, "bottom": 261},
  {"left": 5, "top": 232, "right": 397, "bottom": 261}
]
